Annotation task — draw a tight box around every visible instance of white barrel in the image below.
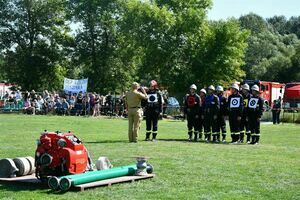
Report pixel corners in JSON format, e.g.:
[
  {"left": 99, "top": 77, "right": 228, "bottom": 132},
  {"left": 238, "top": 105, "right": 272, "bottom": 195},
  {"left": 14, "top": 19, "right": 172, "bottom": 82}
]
[
  {"left": 25, "top": 156, "right": 35, "bottom": 175},
  {"left": 0, "top": 158, "right": 19, "bottom": 178},
  {"left": 13, "top": 157, "right": 31, "bottom": 176}
]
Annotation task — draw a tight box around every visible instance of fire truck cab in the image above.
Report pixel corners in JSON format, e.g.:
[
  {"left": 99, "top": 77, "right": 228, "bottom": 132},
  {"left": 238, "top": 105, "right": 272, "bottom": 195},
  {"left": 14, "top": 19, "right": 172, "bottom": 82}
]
[{"left": 242, "top": 80, "right": 285, "bottom": 109}]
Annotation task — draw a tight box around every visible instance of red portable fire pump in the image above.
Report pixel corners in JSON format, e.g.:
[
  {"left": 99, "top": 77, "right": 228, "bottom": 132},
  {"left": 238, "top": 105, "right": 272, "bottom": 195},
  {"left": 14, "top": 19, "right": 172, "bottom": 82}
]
[{"left": 35, "top": 131, "right": 92, "bottom": 180}]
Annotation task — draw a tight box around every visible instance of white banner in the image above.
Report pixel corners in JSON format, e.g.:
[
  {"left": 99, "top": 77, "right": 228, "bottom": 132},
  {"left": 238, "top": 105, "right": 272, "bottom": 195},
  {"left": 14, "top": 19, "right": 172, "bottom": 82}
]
[{"left": 63, "top": 78, "right": 88, "bottom": 93}]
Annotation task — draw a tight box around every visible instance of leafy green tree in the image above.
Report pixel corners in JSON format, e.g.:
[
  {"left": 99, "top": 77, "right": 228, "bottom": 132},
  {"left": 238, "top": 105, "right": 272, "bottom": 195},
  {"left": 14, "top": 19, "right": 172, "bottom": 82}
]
[
  {"left": 68, "top": 0, "right": 137, "bottom": 93},
  {"left": 0, "top": 0, "right": 70, "bottom": 91},
  {"left": 239, "top": 13, "right": 269, "bottom": 34}
]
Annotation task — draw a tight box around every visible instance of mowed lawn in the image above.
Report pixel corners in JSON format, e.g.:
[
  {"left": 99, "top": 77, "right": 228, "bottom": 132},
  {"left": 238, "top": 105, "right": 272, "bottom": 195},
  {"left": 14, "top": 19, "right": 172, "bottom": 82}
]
[{"left": 0, "top": 115, "right": 299, "bottom": 200}]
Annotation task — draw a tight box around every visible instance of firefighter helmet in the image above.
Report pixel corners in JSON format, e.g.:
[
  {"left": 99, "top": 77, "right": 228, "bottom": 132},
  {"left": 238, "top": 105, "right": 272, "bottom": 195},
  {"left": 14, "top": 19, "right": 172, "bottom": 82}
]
[
  {"left": 216, "top": 86, "right": 224, "bottom": 92},
  {"left": 241, "top": 83, "right": 250, "bottom": 91},
  {"left": 200, "top": 88, "right": 207, "bottom": 94},
  {"left": 251, "top": 84, "right": 260, "bottom": 92},
  {"left": 208, "top": 85, "right": 215, "bottom": 91},
  {"left": 231, "top": 83, "right": 239, "bottom": 91},
  {"left": 190, "top": 84, "right": 197, "bottom": 90}
]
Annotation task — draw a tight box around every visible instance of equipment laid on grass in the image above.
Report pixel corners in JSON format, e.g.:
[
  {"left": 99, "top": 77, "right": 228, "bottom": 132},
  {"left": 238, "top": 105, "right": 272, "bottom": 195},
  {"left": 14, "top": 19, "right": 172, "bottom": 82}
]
[
  {"left": 0, "top": 156, "right": 35, "bottom": 178},
  {"left": 35, "top": 130, "right": 93, "bottom": 180},
  {"left": 48, "top": 161, "right": 154, "bottom": 191},
  {"left": 0, "top": 130, "right": 155, "bottom": 192}
]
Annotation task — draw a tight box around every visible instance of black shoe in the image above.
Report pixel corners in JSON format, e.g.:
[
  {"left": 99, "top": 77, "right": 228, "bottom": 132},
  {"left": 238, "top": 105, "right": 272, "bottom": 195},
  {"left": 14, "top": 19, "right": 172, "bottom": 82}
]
[
  {"left": 250, "top": 136, "right": 256, "bottom": 144},
  {"left": 152, "top": 133, "right": 157, "bottom": 141},
  {"left": 194, "top": 135, "right": 198, "bottom": 142},
  {"left": 145, "top": 132, "right": 151, "bottom": 141}
]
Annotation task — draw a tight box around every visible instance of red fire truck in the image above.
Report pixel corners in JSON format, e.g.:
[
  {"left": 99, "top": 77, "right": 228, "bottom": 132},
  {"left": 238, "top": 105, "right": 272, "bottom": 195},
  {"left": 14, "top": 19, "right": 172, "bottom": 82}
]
[
  {"left": 242, "top": 80, "right": 285, "bottom": 108},
  {"left": 283, "top": 82, "right": 300, "bottom": 109}
]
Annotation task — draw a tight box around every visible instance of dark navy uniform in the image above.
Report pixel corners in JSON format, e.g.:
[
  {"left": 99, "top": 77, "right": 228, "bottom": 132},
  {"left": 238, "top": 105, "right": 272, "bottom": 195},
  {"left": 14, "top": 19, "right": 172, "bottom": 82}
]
[
  {"left": 198, "top": 95, "right": 206, "bottom": 140},
  {"left": 144, "top": 89, "right": 163, "bottom": 141},
  {"left": 228, "top": 93, "right": 243, "bottom": 143},
  {"left": 240, "top": 93, "right": 251, "bottom": 143},
  {"left": 217, "top": 94, "right": 228, "bottom": 142},
  {"left": 204, "top": 94, "right": 220, "bottom": 142},
  {"left": 247, "top": 96, "right": 264, "bottom": 144},
  {"left": 184, "top": 93, "right": 201, "bottom": 141}
]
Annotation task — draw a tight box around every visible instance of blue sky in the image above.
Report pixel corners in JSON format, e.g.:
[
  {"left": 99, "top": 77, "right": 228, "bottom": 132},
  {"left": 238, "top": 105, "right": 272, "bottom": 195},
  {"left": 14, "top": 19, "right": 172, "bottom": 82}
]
[{"left": 207, "top": 0, "right": 300, "bottom": 20}]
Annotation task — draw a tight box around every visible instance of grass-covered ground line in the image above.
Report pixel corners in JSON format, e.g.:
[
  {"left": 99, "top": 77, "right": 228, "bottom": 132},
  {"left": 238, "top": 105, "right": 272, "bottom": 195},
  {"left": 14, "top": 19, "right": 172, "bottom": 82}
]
[{"left": 0, "top": 114, "right": 299, "bottom": 200}]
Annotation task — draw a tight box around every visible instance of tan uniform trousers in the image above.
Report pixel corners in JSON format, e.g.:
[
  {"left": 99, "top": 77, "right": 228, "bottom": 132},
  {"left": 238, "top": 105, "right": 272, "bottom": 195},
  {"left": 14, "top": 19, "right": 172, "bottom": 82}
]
[{"left": 128, "top": 108, "right": 143, "bottom": 142}]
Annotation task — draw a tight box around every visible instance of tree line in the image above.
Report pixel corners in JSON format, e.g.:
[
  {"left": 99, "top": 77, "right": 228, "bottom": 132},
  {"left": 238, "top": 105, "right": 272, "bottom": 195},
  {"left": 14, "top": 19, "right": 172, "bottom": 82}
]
[{"left": 0, "top": 0, "right": 299, "bottom": 94}]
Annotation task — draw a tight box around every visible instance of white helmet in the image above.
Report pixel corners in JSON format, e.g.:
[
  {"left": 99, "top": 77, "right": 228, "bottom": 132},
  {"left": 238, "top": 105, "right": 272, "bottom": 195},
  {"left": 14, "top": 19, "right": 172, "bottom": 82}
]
[
  {"left": 241, "top": 83, "right": 250, "bottom": 91},
  {"left": 231, "top": 83, "right": 239, "bottom": 91},
  {"left": 208, "top": 85, "right": 215, "bottom": 91},
  {"left": 216, "top": 86, "right": 224, "bottom": 92},
  {"left": 251, "top": 84, "right": 260, "bottom": 92},
  {"left": 190, "top": 84, "right": 197, "bottom": 90},
  {"left": 200, "top": 88, "right": 207, "bottom": 94}
]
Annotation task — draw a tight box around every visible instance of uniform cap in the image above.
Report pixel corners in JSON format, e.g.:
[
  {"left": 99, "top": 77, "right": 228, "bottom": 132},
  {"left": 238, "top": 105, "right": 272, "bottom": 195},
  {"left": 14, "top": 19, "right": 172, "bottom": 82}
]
[
  {"left": 251, "top": 84, "right": 260, "bottom": 92},
  {"left": 216, "top": 86, "right": 224, "bottom": 92},
  {"left": 231, "top": 83, "right": 239, "bottom": 91},
  {"left": 190, "top": 84, "right": 197, "bottom": 90},
  {"left": 241, "top": 83, "right": 250, "bottom": 91},
  {"left": 208, "top": 85, "right": 215, "bottom": 91},
  {"left": 200, "top": 88, "right": 206, "bottom": 94}
]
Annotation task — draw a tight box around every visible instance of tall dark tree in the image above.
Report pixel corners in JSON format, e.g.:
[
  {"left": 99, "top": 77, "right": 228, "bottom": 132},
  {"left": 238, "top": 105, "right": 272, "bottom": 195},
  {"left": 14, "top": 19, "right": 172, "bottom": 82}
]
[
  {"left": 0, "top": 0, "right": 70, "bottom": 90},
  {"left": 68, "top": 0, "right": 136, "bottom": 93}
]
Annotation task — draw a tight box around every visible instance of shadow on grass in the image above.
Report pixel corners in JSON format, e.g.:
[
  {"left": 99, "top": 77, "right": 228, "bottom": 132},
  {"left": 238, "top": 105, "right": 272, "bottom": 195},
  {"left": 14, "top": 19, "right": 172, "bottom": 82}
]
[
  {"left": 0, "top": 181, "right": 49, "bottom": 192},
  {"left": 158, "top": 138, "right": 232, "bottom": 145},
  {"left": 85, "top": 140, "right": 129, "bottom": 144}
]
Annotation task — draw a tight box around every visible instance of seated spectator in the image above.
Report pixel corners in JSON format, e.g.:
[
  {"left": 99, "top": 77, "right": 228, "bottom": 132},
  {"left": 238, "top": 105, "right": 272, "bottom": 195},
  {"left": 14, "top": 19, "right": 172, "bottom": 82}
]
[
  {"left": 33, "top": 99, "right": 42, "bottom": 114},
  {"left": 23, "top": 99, "right": 35, "bottom": 115},
  {"left": 54, "top": 98, "right": 62, "bottom": 115},
  {"left": 15, "top": 90, "right": 22, "bottom": 101},
  {"left": 61, "top": 98, "right": 70, "bottom": 115}
]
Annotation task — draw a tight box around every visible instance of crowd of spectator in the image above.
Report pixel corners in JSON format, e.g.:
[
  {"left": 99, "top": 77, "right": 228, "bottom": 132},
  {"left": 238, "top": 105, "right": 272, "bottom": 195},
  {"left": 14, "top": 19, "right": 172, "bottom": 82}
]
[{"left": 1, "top": 90, "right": 127, "bottom": 117}]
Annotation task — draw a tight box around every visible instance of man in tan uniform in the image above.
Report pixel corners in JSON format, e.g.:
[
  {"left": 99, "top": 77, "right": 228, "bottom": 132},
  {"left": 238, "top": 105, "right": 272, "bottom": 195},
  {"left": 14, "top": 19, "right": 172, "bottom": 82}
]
[{"left": 125, "top": 82, "right": 148, "bottom": 142}]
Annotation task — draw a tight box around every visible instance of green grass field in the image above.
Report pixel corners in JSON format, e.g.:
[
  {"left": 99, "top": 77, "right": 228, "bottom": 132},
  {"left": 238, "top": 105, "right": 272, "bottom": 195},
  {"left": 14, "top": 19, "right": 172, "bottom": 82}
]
[{"left": 0, "top": 115, "right": 299, "bottom": 200}]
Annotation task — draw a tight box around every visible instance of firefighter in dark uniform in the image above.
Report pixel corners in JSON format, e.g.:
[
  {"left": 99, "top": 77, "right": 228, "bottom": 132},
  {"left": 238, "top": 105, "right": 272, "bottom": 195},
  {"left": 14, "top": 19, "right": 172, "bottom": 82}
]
[
  {"left": 228, "top": 83, "right": 243, "bottom": 144},
  {"left": 216, "top": 86, "right": 228, "bottom": 142},
  {"left": 248, "top": 85, "right": 264, "bottom": 145},
  {"left": 240, "top": 84, "right": 251, "bottom": 143},
  {"left": 184, "top": 84, "right": 201, "bottom": 141},
  {"left": 198, "top": 88, "right": 207, "bottom": 141},
  {"left": 144, "top": 80, "right": 163, "bottom": 142},
  {"left": 204, "top": 85, "right": 220, "bottom": 143}
]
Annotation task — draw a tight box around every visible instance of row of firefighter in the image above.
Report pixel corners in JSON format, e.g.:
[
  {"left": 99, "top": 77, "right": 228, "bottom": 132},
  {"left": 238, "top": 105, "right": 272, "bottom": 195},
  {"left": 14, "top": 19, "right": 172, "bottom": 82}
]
[{"left": 184, "top": 83, "right": 264, "bottom": 145}]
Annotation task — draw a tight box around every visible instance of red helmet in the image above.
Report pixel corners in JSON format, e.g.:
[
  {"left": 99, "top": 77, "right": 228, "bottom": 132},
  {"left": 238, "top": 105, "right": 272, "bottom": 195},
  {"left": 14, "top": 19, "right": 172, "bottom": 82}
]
[{"left": 150, "top": 80, "right": 158, "bottom": 88}]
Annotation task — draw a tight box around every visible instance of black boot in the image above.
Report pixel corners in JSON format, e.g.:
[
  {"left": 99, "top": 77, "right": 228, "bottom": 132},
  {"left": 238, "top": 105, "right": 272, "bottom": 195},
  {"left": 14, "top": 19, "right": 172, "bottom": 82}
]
[
  {"left": 255, "top": 135, "right": 260, "bottom": 144},
  {"left": 145, "top": 131, "right": 151, "bottom": 141},
  {"left": 222, "top": 134, "right": 226, "bottom": 142},
  {"left": 240, "top": 132, "right": 244, "bottom": 143},
  {"left": 207, "top": 133, "right": 211, "bottom": 142},
  {"left": 246, "top": 133, "right": 251, "bottom": 144},
  {"left": 204, "top": 133, "right": 208, "bottom": 142},
  {"left": 152, "top": 132, "right": 157, "bottom": 142},
  {"left": 250, "top": 135, "right": 256, "bottom": 144},
  {"left": 212, "top": 134, "right": 217, "bottom": 143},
  {"left": 188, "top": 131, "right": 193, "bottom": 141},
  {"left": 236, "top": 134, "right": 240, "bottom": 143},
  {"left": 194, "top": 132, "right": 198, "bottom": 142},
  {"left": 217, "top": 133, "right": 220, "bottom": 142},
  {"left": 199, "top": 133, "right": 203, "bottom": 141}
]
